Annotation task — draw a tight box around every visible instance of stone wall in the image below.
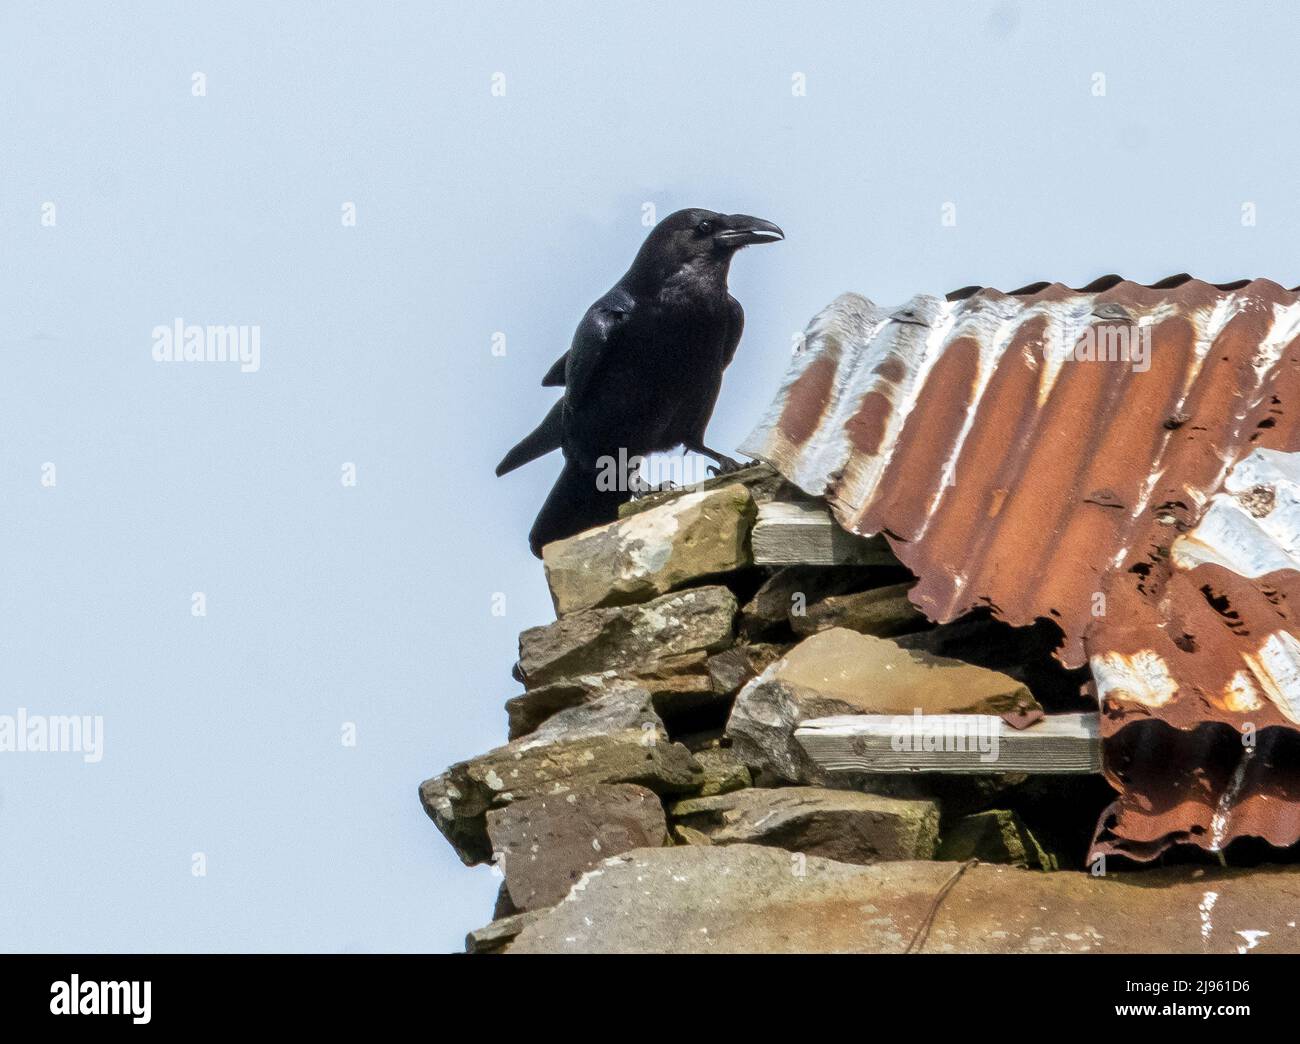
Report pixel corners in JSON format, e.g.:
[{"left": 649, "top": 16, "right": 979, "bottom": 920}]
[{"left": 419, "top": 466, "right": 1297, "bottom": 954}]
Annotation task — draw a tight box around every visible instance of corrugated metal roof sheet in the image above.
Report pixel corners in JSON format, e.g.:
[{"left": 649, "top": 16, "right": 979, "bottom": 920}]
[{"left": 741, "top": 276, "right": 1300, "bottom": 861}]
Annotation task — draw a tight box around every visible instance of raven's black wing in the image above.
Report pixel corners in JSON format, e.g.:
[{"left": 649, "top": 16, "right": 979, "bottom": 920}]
[
  {"left": 722, "top": 294, "right": 744, "bottom": 368},
  {"left": 499, "top": 287, "right": 632, "bottom": 477},
  {"left": 540, "top": 280, "right": 637, "bottom": 388},
  {"left": 525, "top": 287, "right": 636, "bottom": 555},
  {"left": 563, "top": 286, "right": 634, "bottom": 411}
]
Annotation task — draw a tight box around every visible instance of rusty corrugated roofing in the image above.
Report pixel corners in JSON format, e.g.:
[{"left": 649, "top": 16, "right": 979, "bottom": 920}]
[{"left": 741, "top": 276, "right": 1300, "bottom": 861}]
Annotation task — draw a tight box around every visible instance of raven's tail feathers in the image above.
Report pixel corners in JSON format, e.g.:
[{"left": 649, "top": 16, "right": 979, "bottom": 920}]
[
  {"left": 528, "top": 458, "right": 628, "bottom": 558},
  {"left": 495, "top": 398, "right": 564, "bottom": 477},
  {"left": 540, "top": 352, "right": 568, "bottom": 387}
]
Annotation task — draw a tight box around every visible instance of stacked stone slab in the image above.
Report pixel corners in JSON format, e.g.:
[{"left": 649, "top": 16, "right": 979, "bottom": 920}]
[{"left": 419, "top": 467, "right": 1075, "bottom": 953}]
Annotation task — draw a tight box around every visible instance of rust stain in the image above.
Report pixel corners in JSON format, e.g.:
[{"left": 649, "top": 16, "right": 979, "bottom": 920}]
[
  {"left": 742, "top": 276, "right": 1300, "bottom": 861},
  {"left": 845, "top": 390, "right": 893, "bottom": 457},
  {"left": 777, "top": 353, "right": 838, "bottom": 449}
]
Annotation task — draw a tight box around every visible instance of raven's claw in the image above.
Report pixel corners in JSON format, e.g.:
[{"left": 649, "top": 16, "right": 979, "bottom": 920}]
[{"left": 707, "top": 455, "right": 744, "bottom": 477}]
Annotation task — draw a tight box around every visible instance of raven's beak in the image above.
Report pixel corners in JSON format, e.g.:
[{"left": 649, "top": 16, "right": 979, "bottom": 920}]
[{"left": 716, "top": 215, "right": 784, "bottom": 247}]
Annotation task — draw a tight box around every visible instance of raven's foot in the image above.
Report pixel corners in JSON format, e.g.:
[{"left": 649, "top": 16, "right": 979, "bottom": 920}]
[{"left": 706, "top": 454, "right": 744, "bottom": 477}]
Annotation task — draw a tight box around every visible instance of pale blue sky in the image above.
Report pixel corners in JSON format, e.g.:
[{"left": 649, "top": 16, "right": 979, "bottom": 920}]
[{"left": 1, "top": 1, "right": 1297, "bottom": 952}]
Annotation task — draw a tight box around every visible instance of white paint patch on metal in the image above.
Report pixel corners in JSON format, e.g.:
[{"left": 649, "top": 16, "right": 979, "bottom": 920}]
[
  {"left": 1090, "top": 649, "right": 1178, "bottom": 708},
  {"left": 1171, "top": 448, "right": 1300, "bottom": 576},
  {"left": 1244, "top": 630, "right": 1300, "bottom": 724}
]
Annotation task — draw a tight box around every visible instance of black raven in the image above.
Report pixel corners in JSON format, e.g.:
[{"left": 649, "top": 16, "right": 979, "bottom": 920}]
[{"left": 496, "top": 208, "right": 783, "bottom": 557}]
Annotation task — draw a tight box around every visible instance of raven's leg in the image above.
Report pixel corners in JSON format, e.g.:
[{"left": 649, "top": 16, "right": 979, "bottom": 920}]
[
  {"left": 676, "top": 366, "right": 744, "bottom": 475},
  {"left": 683, "top": 439, "right": 744, "bottom": 476}
]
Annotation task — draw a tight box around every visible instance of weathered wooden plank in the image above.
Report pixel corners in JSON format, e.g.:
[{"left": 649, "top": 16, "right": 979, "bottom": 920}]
[
  {"left": 795, "top": 712, "right": 1102, "bottom": 775},
  {"left": 751, "top": 501, "right": 896, "bottom": 566}
]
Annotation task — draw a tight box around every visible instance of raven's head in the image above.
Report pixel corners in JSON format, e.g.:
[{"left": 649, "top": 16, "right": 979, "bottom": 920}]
[
  {"left": 630, "top": 208, "right": 783, "bottom": 285},
  {"left": 658, "top": 208, "right": 784, "bottom": 255}
]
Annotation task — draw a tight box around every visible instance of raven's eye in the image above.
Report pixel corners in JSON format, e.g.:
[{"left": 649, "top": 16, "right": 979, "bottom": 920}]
[{"left": 695, "top": 219, "right": 713, "bottom": 235}]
